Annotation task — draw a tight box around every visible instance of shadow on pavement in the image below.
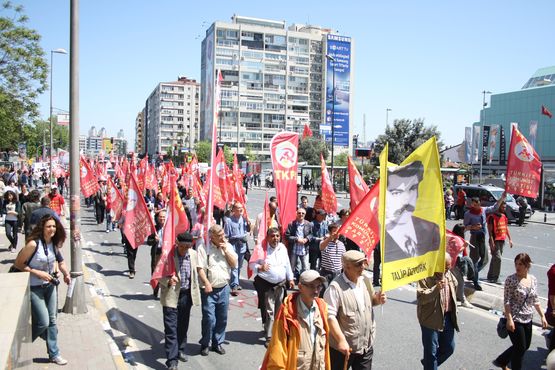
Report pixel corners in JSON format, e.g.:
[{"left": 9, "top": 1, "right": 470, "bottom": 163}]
[
  {"left": 84, "top": 247, "right": 126, "bottom": 258},
  {"left": 107, "top": 308, "right": 166, "bottom": 370},
  {"left": 225, "top": 329, "right": 266, "bottom": 346},
  {"left": 118, "top": 293, "right": 154, "bottom": 301}
]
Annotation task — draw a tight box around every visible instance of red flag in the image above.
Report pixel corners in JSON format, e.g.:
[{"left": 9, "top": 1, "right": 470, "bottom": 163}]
[
  {"left": 542, "top": 105, "right": 553, "bottom": 118},
  {"left": 348, "top": 156, "right": 369, "bottom": 209},
  {"left": 144, "top": 164, "right": 157, "bottom": 191},
  {"left": 248, "top": 192, "right": 269, "bottom": 279},
  {"left": 211, "top": 148, "right": 228, "bottom": 210},
  {"left": 338, "top": 181, "right": 380, "bottom": 259},
  {"left": 505, "top": 126, "right": 542, "bottom": 198},
  {"left": 150, "top": 180, "right": 177, "bottom": 289},
  {"left": 80, "top": 156, "right": 100, "bottom": 197},
  {"left": 107, "top": 176, "right": 124, "bottom": 220},
  {"left": 170, "top": 175, "right": 190, "bottom": 235},
  {"left": 320, "top": 154, "right": 337, "bottom": 214},
  {"left": 270, "top": 132, "right": 299, "bottom": 232},
  {"left": 446, "top": 230, "right": 466, "bottom": 269},
  {"left": 302, "top": 123, "right": 313, "bottom": 139},
  {"left": 123, "top": 172, "right": 156, "bottom": 249}
]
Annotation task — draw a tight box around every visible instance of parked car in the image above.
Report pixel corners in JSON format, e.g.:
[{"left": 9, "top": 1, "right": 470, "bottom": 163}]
[{"left": 453, "top": 184, "right": 532, "bottom": 223}]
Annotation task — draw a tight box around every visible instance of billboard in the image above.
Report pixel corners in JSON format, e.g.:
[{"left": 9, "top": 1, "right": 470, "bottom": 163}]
[{"left": 323, "top": 34, "right": 351, "bottom": 147}]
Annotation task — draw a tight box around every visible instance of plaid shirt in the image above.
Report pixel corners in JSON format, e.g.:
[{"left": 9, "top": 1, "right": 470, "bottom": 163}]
[{"left": 178, "top": 253, "right": 191, "bottom": 290}]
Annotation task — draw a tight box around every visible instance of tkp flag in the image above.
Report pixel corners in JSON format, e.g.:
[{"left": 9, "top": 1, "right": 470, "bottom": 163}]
[
  {"left": 80, "top": 156, "right": 99, "bottom": 197},
  {"left": 107, "top": 176, "right": 124, "bottom": 221},
  {"left": 270, "top": 132, "right": 299, "bottom": 231},
  {"left": 123, "top": 172, "right": 156, "bottom": 249},
  {"left": 347, "top": 155, "right": 369, "bottom": 209},
  {"left": 505, "top": 126, "right": 542, "bottom": 198},
  {"left": 211, "top": 148, "right": 229, "bottom": 210},
  {"left": 320, "top": 154, "right": 337, "bottom": 214},
  {"left": 338, "top": 180, "right": 380, "bottom": 259}
]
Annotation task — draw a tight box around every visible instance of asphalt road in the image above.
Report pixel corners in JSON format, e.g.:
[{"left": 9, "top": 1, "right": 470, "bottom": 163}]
[{"left": 79, "top": 188, "right": 554, "bottom": 369}]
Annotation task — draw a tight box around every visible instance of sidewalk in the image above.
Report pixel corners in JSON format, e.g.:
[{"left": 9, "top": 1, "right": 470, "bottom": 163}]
[
  {"left": 0, "top": 216, "right": 126, "bottom": 369},
  {"left": 527, "top": 209, "right": 555, "bottom": 225}
]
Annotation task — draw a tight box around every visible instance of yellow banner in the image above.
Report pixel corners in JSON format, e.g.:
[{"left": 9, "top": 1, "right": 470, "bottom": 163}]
[{"left": 379, "top": 137, "right": 445, "bottom": 291}]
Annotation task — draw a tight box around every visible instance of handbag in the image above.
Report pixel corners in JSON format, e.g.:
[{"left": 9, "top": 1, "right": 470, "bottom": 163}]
[
  {"left": 497, "top": 288, "right": 530, "bottom": 339},
  {"left": 545, "top": 308, "right": 555, "bottom": 327}
]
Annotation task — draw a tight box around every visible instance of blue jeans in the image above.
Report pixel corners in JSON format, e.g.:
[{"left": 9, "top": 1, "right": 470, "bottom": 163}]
[
  {"left": 230, "top": 242, "right": 246, "bottom": 288},
  {"left": 163, "top": 289, "right": 193, "bottom": 367},
  {"left": 200, "top": 285, "right": 230, "bottom": 348},
  {"left": 105, "top": 212, "right": 114, "bottom": 231},
  {"left": 31, "top": 284, "right": 60, "bottom": 359},
  {"left": 421, "top": 315, "right": 455, "bottom": 370}
]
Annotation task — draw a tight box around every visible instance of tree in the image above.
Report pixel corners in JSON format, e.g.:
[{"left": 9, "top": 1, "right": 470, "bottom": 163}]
[
  {"left": 373, "top": 118, "right": 443, "bottom": 164},
  {"left": 298, "top": 136, "right": 329, "bottom": 165},
  {"left": 0, "top": 1, "right": 48, "bottom": 148},
  {"left": 194, "top": 140, "right": 211, "bottom": 163},
  {"left": 333, "top": 152, "right": 348, "bottom": 166}
]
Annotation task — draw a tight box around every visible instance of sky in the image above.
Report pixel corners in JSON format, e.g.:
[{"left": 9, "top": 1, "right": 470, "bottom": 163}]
[{"left": 23, "top": 0, "right": 555, "bottom": 150}]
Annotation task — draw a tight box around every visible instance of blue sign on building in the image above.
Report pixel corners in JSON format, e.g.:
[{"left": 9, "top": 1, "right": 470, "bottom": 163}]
[{"left": 323, "top": 34, "right": 351, "bottom": 147}]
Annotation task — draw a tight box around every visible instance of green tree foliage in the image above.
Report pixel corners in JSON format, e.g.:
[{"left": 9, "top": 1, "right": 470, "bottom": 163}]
[
  {"left": 0, "top": 1, "right": 48, "bottom": 150},
  {"left": 18, "top": 118, "right": 68, "bottom": 159},
  {"left": 333, "top": 152, "right": 348, "bottom": 166},
  {"left": 298, "top": 136, "right": 329, "bottom": 165},
  {"left": 373, "top": 118, "right": 443, "bottom": 164},
  {"left": 194, "top": 140, "right": 211, "bottom": 163}
]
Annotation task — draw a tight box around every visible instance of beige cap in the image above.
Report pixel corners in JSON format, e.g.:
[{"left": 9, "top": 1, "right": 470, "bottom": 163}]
[
  {"left": 342, "top": 250, "right": 367, "bottom": 264},
  {"left": 299, "top": 270, "right": 326, "bottom": 285}
]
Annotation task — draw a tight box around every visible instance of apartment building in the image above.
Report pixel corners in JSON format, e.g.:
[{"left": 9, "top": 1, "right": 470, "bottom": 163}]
[
  {"left": 135, "top": 109, "right": 145, "bottom": 153},
  {"left": 143, "top": 77, "right": 200, "bottom": 156},
  {"left": 200, "top": 15, "right": 353, "bottom": 159}
]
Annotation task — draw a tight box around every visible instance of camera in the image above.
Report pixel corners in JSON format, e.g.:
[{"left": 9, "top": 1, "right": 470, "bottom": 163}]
[{"left": 50, "top": 272, "right": 60, "bottom": 287}]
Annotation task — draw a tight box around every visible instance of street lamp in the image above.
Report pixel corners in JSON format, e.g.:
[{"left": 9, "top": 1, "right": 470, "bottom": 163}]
[
  {"left": 49, "top": 48, "right": 68, "bottom": 184},
  {"left": 479, "top": 90, "right": 492, "bottom": 184},
  {"left": 325, "top": 54, "right": 336, "bottom": 181},
  {"left": 386, "top": 108, "right": 392, "bottom": 128}
]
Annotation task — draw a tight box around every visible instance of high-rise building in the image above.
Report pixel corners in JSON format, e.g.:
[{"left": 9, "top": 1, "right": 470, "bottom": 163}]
[
  {"left": 143, "top": 77, "right": 200, "bottom": 156},
  {"left": 200, "top": 15, "right": 353, "bottom": 159},
  {"left": 135, "top": 110, "right": 145, "bottom": 153},
  {"left": 81, "top": 126, "right": 128, "bottom": 158}
]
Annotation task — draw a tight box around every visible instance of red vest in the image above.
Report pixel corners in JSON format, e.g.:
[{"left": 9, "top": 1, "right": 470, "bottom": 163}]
[{"left": 487, "top": 213, "right": 508, "bottom": 241}]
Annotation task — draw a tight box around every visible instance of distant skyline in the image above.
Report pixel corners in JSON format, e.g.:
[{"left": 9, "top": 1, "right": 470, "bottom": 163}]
[{"left": 25, "top": 1, "right": 555, "bottom": 150}]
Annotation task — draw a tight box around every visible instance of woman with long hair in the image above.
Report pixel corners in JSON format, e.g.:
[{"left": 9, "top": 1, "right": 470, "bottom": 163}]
[
  {"left": 3, "top": 190, "right": 20, "bottom": 252},
  {"left": 493, "top": 253, "right": 548, "bottom": 370},
  {"left": 14, "top": 215, "right": 71, "bottom": 366}
]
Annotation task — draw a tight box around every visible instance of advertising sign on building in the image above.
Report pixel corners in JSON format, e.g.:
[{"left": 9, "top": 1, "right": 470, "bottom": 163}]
[{"left": 323, "top": 34, "right": 351, "bottom": 147}]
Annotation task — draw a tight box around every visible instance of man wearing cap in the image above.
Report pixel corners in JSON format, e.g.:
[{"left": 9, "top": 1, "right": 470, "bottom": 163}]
[
  {"left": 47, "top": 185, "right": 65, "bottom": 218},
  {"left": 158, "top": 232, "right": 201, "bottom": 369},
  {"left": 93, "top": 180, "right": 107, "bottom": 224},
  {"left": 324, "top": 250, "right": 387, "bottom": 370},
  {"left": 197, "top": 224, "right": 238, "bottom": 356},
  {"left": 261, "top": 270, "right": 331, "bottom": 370},
  {"left": 250, "top": 227, "right": 295, "bottom": 347}
]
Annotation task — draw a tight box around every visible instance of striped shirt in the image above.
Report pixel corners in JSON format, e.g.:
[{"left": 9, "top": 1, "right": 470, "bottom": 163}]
[
  {"left": 320, "top": 239, "right": 345, "bottom": 272},
  {"left": 178, "top": 253, "right": 191, "bottom": 290}
]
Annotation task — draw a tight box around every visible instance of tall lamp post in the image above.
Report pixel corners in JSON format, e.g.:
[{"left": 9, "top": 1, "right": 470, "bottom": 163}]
[
  {"left": 386, "top": 108, "right": 392, "bottom": 127},
  {"left": 479, "top": 90, "right": 492, "bottom": 184},
  {"left": 49, "top": 48, "right": 68, "bottom": 184},
  {"left": 325, "top": 54, "right": 336, "bottom": 181}
]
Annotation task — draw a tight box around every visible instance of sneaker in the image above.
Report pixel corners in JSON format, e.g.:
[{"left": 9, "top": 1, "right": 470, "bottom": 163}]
[
  {"left": 50, "top": 356, "right": 68, "bottom": 366},
  {"left": 473, "top": 283, "right": 483, "bottom": 291},
  {"left": 106, "top": 229, "right": 110, "bottom": 233},
  {"left": 461, "top": 301, "right": 474, "bottom": 309},
  {"left": 236, "top": 285, "right": 243, "bottom": 291},
  {"left": 230, "top": 288, "right": 239, "bottom": 297},
  {"left": 129, "top": 272, "right": 135, "bottom": 279}
]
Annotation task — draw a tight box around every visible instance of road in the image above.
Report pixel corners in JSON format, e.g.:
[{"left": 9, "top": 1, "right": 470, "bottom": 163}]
[{"left": 79, "top": 188, "right": 554, "bottom": 369}]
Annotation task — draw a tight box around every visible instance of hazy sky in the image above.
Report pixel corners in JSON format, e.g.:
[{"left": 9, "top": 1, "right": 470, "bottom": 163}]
[{"left": 24, "top": 0, "right": 554, "bottom": 150}]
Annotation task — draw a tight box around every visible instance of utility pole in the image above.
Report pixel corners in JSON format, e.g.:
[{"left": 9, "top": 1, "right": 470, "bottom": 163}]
[{"left": 63, "top": 0, "right": 86, "bottom": 314}]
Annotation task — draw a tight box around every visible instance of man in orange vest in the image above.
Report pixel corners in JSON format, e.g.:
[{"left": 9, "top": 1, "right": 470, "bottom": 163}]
[{"left": 486, "top": 201, "right": 513, "bottom": 283}]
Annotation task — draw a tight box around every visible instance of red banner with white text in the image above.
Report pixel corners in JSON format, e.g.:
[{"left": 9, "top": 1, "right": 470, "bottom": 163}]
[
  {"left": 80, "top": 157, "right": 100, "bottom": 197},
  {"left": 320, "top": 154, "right": 337, "bottom": 214},
  {"left": 270, "top": 132, "right": 299, "bottom": 231},
  {"left": 348, "top": 156, "right": 369, "bottom": 209},
  {"left": 123, "top": 172, "right": 156, "bottom": 249},
  {"left": 505, "top": 126, "right": 542, "bottom": 198}
]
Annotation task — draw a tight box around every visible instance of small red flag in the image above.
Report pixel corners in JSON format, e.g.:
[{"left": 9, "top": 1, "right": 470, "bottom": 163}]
[
  {"left": 320, "top": 154, "right": 337, "bottom": 214},
  {"left": 338, "top": 180, "right": 380, "bottom": 259},
  {"left": 446, "top": 230, "right": 466, "bottom": 269},
  {"left": 302, "top": 123, "right": 313, "bottom": 139},
  {"left": 79, "top": 156, "right": 100, "bottom": 198},
  {"left": 211, "top": 149, "right": 228, "bottom": 210},
  {"left": 248, "top": 192, "right": 270, "bottom": 279},
  {"left": 107, "top": 176, "right": 124, "bottom": 221},
  {"left": 347, "top": 156, "right": 369, "bottom": 209},
  {"left": 542, "top": 105, "right": 553, "bottom": 118},
  {"left": 123, "top": 172, "right": 156, "bottom": 249}
]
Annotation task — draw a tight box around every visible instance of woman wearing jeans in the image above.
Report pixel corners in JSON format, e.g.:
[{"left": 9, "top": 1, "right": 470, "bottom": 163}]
[
  {"left": 3, "top": 190, "right": 20, "bottom": 252},
  {"left": 15, "top": 215, "right": 71, "bottom": 366},
  {"left": 493, "top": 253, "right": 548, "bottom": 370}
]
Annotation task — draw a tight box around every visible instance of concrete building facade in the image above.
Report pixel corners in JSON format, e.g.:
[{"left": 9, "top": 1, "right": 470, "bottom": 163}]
[
  {"left": 143, "top": 77, "right": 200, "bottom": 156},
  {"left": 200, "top": 15, "right": 353, "bottom": 159}
]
